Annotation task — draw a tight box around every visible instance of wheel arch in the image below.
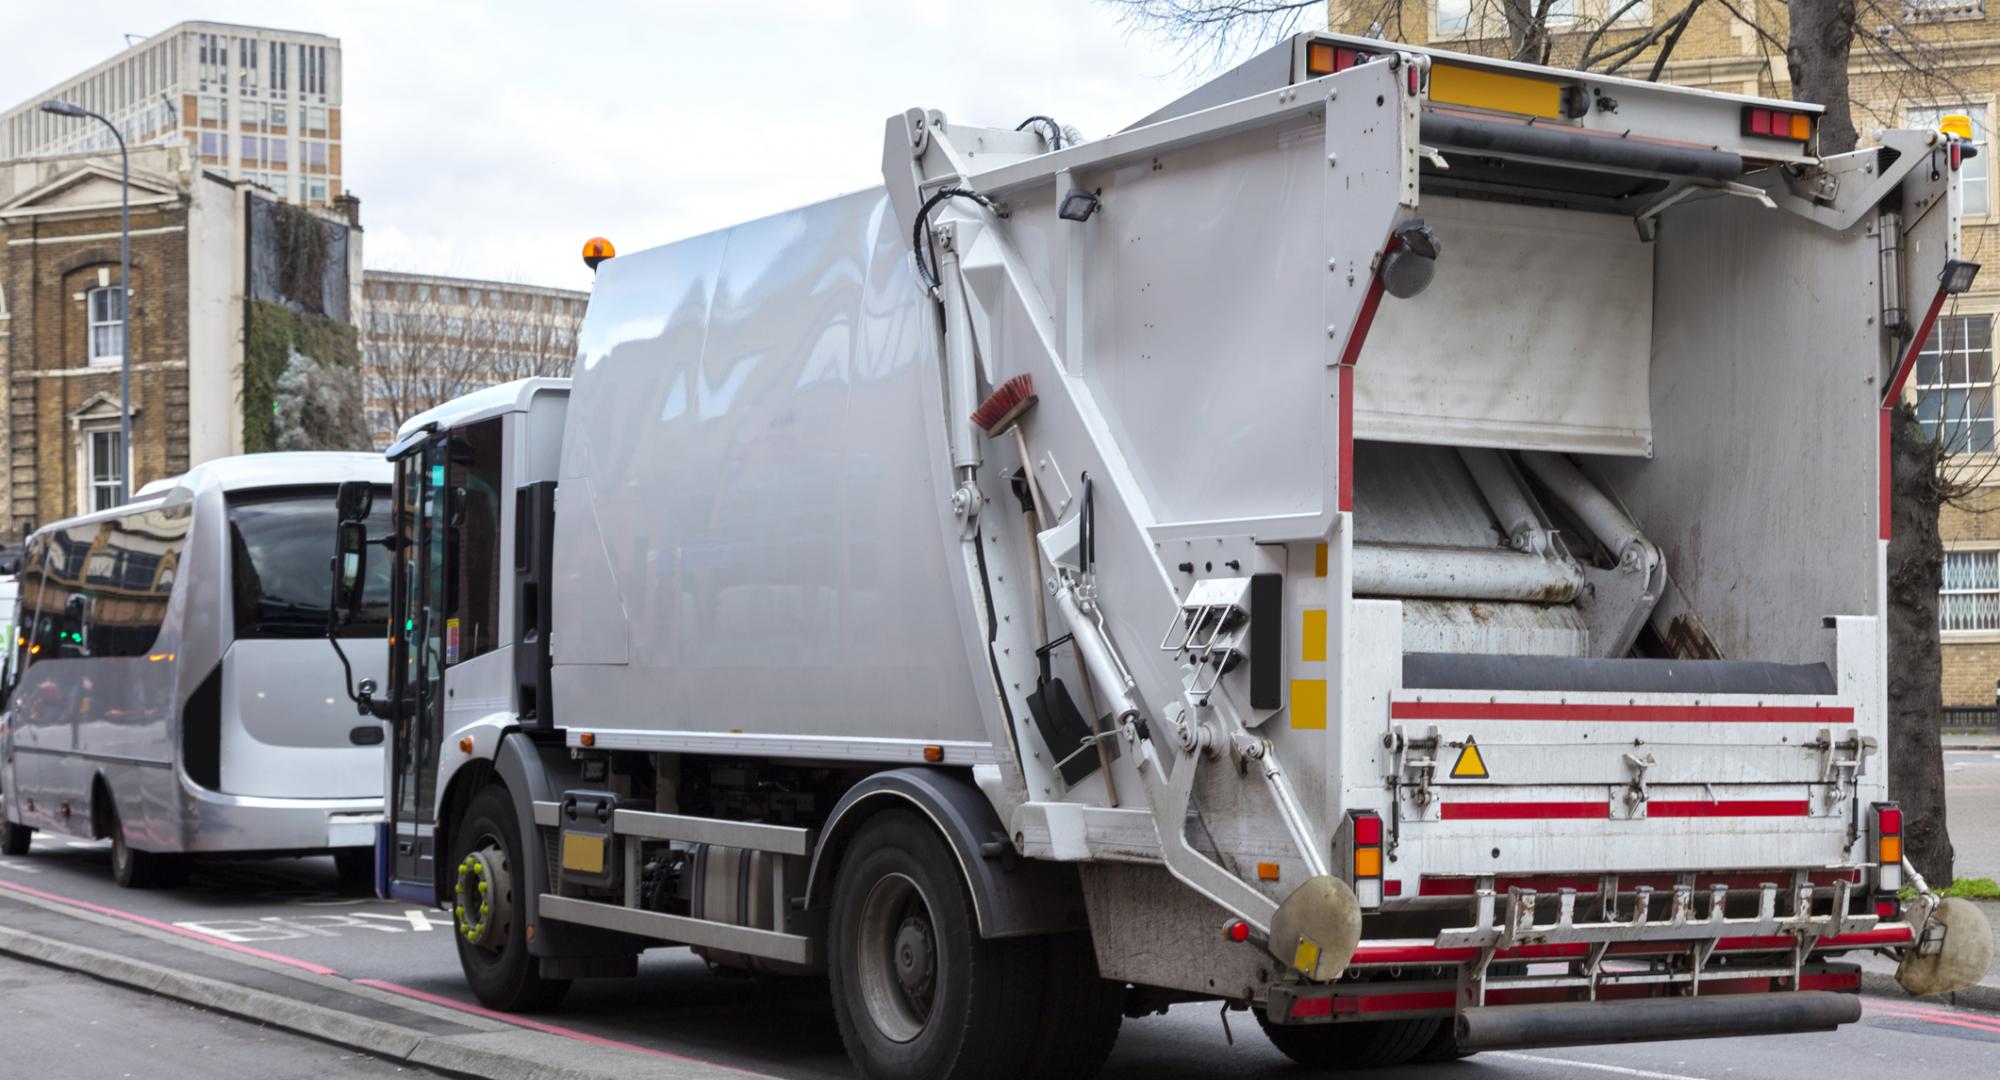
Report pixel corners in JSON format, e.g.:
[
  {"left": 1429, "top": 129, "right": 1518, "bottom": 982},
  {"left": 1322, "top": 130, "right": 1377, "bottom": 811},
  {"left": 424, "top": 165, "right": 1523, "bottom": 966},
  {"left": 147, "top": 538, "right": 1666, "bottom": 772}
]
[{"left": 805, "top": 767, "right": 1085, "bottom": 939}]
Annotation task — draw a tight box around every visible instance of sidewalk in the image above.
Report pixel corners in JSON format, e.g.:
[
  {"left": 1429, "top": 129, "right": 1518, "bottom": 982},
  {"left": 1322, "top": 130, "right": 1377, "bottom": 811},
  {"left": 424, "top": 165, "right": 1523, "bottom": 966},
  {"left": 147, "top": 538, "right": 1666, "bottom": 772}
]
[
  {"left": 1942, "top": 732, "right": 2000, "bottom": 751},
  {"left": 0, "top": 885, "right": 757, "bottom": 1080}
]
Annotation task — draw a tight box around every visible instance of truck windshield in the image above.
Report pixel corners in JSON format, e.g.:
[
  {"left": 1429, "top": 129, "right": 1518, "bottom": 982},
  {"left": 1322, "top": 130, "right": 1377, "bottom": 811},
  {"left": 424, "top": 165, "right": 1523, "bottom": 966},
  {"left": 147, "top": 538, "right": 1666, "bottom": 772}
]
[{"left": 228, "top": 488, "right": 391, "bottom": 639}]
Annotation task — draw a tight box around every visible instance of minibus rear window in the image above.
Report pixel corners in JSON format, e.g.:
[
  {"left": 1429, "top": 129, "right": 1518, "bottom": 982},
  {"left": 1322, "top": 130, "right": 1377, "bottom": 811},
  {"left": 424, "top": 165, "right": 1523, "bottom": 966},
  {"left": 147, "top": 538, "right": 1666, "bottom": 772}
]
[{"left": 227, "top": 487, "right": 391, "bottom": 639}]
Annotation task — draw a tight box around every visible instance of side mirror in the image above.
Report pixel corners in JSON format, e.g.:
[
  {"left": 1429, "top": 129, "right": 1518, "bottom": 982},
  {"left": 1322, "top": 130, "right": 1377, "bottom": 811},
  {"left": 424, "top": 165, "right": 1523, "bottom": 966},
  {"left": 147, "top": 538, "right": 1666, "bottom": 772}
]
[
  {"left": 335, "top": 480, "right": 375, "bottom": 524},
  {"left": 330, "top": 520, "right": 369, "bottom": 627}
]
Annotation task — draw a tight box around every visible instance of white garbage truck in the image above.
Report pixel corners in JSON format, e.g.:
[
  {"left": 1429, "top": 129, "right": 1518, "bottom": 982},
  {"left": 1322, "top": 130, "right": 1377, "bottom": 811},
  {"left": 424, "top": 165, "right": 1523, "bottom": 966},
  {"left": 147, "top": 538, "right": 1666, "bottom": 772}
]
[{"left": 326, "top": 32, "right": 1991, "bottom": 1079}]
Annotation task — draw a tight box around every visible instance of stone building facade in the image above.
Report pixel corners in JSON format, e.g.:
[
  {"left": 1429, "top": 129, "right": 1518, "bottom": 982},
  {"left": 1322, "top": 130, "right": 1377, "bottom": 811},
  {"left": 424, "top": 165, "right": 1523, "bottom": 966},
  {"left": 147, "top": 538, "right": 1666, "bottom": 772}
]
[
  {"left": 0, "top": 143, "right": 360, "bottom": 537},
  {"left": 1327, "top": 0, "right": 2000, "bottom": 708}
]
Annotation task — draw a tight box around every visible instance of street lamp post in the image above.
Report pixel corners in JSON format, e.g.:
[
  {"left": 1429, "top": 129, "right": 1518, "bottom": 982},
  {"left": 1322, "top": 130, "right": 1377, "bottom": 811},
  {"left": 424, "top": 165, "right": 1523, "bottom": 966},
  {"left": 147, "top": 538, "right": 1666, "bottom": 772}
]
[{"left": 40, "top": 98, "right": 131, "bottom": 505}]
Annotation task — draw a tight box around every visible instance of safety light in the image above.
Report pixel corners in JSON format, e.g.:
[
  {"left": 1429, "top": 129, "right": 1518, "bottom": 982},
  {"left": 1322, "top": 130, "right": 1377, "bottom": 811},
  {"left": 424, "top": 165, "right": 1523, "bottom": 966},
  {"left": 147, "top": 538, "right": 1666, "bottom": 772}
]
[
  {"left": 1350, "top": 810, "right": 1384, "bottom": 910},
  {"left": 1871, "top": 802, "right": 1903, "bottom": 896},
  {"left": 1742, "top": 106, "right": 1813, "bottom": 142},
  {"left": 1224, "top": 919, "right": 1251, "bottom": 944},
  {"left": 1939, "top": 114, "right": 1974, "bottom": 141},
  {"left": 1940, "top": 259, "right": 1981, "bottom": 295},
  {"left": 581, "top": 236, "right": 616, "bottom": 271},
  {"left": 1305, "top": 42, "right": 1368, "bottom": 77}
]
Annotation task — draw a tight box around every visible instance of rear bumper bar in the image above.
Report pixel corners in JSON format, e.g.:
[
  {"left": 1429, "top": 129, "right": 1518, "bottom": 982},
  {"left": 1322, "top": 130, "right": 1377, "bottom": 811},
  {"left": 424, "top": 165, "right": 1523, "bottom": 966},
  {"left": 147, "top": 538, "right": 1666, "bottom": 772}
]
[{"left": 1455, "top": 991, "right": 1861, "bottom": 1051}]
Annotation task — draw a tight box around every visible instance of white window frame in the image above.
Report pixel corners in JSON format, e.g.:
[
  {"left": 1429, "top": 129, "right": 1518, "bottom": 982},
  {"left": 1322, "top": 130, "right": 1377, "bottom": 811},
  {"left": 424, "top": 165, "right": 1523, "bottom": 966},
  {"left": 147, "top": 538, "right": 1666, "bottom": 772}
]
[
  {"left": 1943, "top": 545, "right": 2000, "bottom": 637},
  {"left": 1907, "top": 102, "right": 1993, "bottom": 219},
  {"left": 1913, "top": 313, "right": 1998, "bottom": 456},
  {"left": 86, "top": 285, "right": 124, "bottom": 366},
  {"left": 80, "top": 425, "right": 125, "bottom": 514}
]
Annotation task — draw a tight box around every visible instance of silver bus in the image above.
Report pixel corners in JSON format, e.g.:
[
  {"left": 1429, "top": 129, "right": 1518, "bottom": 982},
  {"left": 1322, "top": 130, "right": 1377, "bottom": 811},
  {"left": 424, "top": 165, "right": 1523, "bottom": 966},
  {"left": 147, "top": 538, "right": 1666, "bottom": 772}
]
[{"left": 0, "top": 453, "right": 391, "bottom": 888}]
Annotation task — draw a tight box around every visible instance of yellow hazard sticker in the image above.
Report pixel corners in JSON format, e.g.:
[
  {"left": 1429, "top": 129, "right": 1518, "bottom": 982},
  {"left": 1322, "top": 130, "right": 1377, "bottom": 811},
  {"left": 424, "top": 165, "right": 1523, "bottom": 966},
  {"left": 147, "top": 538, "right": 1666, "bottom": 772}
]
[{"left": 1450, "top": 738, "right": 1490, "bottom": 780}]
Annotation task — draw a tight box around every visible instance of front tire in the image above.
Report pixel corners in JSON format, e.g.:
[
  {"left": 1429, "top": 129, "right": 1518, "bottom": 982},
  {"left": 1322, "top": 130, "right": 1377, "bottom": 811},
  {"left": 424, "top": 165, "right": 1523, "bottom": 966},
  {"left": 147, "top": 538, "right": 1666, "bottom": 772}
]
[
  {"left": 0, "top": 820, "right": 31, "bottom": 857},
  {"left": 828, "top": 810, "right": 1044, "bottom": 1080},
  {"left": 450, "top": 785, "right": 569, "bottom": 1012},
  {"left": 1256, "top": 1009, "right": 1440, "bottom": 1070}
]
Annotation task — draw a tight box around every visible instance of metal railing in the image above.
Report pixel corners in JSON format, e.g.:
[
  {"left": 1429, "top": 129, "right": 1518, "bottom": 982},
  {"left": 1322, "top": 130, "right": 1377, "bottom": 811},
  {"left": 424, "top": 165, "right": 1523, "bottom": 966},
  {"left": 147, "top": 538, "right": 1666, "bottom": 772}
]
[{"left": 1940, "top": 705, "right": 1999, "bottom": 729}]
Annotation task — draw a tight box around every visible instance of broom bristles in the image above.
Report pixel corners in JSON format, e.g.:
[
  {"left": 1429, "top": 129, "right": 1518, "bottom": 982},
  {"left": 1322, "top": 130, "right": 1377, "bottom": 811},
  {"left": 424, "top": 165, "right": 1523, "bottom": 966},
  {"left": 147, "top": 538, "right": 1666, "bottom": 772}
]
[{"left": 971, "top": 373, "right": 1038, "bottom": 436}]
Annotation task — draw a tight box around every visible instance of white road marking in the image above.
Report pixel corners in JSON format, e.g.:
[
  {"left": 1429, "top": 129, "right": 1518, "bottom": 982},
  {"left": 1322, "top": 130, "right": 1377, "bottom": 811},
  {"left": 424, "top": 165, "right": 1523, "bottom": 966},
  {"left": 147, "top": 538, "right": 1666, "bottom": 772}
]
[
  {"left": 353, "top": 909, "right": 450, "bottom": 932},
  {"left": 1494, "top": 1052, "right": 1713, "bottom": 1080},
  {"left": 174, "top": 909, "right": 447, "bottom": 943}
]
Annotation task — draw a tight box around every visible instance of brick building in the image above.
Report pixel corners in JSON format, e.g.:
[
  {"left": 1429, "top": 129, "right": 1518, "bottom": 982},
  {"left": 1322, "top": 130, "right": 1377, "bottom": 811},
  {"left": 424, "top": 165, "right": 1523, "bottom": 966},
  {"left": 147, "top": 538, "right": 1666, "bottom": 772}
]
[
  {"left": 1327, "top": 0, "right": 1999, "bottom": 707},
  {"left": 0, "top": 142, "right": 360, "bottom": 536}
]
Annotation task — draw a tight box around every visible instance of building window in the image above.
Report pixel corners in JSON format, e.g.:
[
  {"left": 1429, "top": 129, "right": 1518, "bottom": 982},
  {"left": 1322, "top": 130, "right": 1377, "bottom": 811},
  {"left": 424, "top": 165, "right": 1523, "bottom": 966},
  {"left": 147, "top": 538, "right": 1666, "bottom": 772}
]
[
  {"left": 1908, "top": 105, "right": 1990, "bottom": 216},
  {"left": 87, "top": 285, "right": 125, "bottom": 366},
  {"left": 198, "top": 96, "right": 220, "bottom": 124},
  {"left": 270, "top": 104, "right": 287, "bottom": 129},
  {"left": 1915, "top": 314, "right": 1997, "bottom": 453},
  {"left": 1943, "top": 549, "right": 2000, "bottom": 632},
  {"left": 86, "top": 428, "right": 124, "bottom": 512},
  {"left": 308, "top": 178, "right": 327, "bottom": 202},
  {"left": 1434, "top": 0, "right": 1472, "bottom": 32}
]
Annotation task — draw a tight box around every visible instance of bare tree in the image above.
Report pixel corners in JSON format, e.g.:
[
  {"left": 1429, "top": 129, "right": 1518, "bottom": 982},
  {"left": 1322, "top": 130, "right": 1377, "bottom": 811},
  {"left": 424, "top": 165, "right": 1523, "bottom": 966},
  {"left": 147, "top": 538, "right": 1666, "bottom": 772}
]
[
  {"left": 1106, "top": 0, "right": 1976, "bottom": 883},
  {"left": 361, "top": 282, "right": 583, "bottom": 442}
]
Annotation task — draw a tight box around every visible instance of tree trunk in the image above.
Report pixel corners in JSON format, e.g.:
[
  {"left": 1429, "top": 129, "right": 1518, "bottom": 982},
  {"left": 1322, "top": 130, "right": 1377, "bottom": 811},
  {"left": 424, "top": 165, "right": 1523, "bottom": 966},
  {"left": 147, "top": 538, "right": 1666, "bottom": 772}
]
[
  {"left": 1785, "top": 0, "right": 1859, "bottom": 154},
  {"left": 1885, "top": 404, "right": 1954, "bottom": 885}
]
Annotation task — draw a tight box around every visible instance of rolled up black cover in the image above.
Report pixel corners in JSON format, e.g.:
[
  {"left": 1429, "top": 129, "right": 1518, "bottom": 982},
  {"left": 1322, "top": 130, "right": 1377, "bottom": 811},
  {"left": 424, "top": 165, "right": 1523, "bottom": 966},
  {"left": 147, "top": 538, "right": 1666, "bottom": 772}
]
[
  {"left": 1403, "top": 653, "right": 1836, "bottom": 696},
  {"left": 1456, "top": 991, "right": 1861, "bottom": 1051},
  {"left": 1422, "top": 113, "right": 1745, "bottom": 182}
]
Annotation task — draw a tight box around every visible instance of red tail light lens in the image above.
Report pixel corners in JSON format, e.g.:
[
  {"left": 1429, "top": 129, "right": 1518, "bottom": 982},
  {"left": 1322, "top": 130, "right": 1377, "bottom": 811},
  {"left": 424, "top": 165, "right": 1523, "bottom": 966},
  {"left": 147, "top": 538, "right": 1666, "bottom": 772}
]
[{"left": 1879, "top": 807, "right": 1902, "bottom": 835}]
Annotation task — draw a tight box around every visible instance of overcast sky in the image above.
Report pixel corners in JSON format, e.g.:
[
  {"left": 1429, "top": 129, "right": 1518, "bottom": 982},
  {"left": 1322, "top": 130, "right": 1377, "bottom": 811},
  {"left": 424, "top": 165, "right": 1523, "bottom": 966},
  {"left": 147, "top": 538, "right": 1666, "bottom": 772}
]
[{"left": 1, "top": 1, "right": 1241, "bottom": 291}]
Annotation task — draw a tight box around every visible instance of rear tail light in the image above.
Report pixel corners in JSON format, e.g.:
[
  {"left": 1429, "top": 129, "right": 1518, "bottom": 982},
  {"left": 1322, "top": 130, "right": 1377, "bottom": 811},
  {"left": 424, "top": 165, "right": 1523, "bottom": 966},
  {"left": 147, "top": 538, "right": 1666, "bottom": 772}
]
[
  {"left": 1742, "top": 106, "right": 1814, "bottom": 142},
  {"left": 1871, "top": 802, "right": 1903, "bottom": 897},
  {"left": 1350, "top": 810, "right": 1384, "bottom": 911}
]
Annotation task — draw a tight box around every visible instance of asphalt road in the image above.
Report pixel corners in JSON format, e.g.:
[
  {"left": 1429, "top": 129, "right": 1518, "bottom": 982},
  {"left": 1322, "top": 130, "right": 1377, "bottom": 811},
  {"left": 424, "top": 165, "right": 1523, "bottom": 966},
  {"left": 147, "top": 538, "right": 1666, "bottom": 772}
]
[
  {"left": 0, "top": 954, "right": 444, "bottom": 1079},
  {"left": 2, "top": 833, "right": 1998, "bottom": 1079},
  {"left": 1945, "top": 750, "right": 2000, "bottom": 882}
]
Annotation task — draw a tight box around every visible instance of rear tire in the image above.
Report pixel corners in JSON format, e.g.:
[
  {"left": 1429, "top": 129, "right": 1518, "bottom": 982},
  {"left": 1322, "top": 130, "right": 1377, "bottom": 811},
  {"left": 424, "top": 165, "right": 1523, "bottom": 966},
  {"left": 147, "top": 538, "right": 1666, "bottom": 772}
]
[
  {"left": 0, "top": 820, "right": 31, "bottom": 856},
  {"left": 334, "top": 848, "right": 377, "bottom": 897},
  {"left": 450, "top": 785, "right": 570, "bottom": 1012},
  {"left": 1256, "top": 1009, "right": 1440, "bottom": 1070},
  {"left": 107, "top": 804, "right": 159, "bottom": 889},
  {"left": 1018, "top": 930, "right": 1124, "bottom": 1080},
  {"left": 828, "top": 810, "right": 1044, "bottom": 1080}
]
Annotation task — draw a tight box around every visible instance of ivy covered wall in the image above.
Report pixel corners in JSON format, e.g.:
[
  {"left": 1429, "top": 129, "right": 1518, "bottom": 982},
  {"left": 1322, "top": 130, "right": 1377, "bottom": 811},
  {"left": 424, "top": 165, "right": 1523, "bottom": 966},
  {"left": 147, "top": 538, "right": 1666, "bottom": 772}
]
[{"left": 242, "top": 198, "right": 368, "bottom": 452}]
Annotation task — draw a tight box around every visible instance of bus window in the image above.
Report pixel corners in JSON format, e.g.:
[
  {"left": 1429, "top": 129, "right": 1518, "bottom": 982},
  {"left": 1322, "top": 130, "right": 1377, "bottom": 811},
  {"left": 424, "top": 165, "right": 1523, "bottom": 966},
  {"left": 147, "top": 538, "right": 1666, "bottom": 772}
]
[{"left": 228, "top": 488, "right": 392, "bottom": 639}]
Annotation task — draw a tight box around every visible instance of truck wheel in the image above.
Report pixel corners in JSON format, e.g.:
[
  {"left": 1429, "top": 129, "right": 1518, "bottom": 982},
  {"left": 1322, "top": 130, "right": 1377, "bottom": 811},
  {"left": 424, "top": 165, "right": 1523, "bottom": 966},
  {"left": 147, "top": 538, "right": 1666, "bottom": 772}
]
[
  {"left": 828, "top": 810, "right": 1044, "bottom": 1080},
  {"left": 1018, "top": 930, "right": 1123, "bottom": 1080},
  {"left": 107, "top": 805, "right": 158, "bottom": 889},
  {"left": 0, "top": 820, "right": 31, "bottom": 856},
  {"left": 1255, "top": 1009, "right": 1439, "bottom": 1070},
  {"left": 450, "top": 785, "right": 570, "bottom": 1012}
]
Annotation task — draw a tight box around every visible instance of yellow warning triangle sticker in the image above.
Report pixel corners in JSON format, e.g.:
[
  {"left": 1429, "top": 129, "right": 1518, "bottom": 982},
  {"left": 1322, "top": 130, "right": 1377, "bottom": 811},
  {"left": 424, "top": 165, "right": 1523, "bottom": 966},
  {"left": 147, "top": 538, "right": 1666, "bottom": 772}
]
[{"left": 1450, "top": 738, "right": 1490, "bottom": 780}]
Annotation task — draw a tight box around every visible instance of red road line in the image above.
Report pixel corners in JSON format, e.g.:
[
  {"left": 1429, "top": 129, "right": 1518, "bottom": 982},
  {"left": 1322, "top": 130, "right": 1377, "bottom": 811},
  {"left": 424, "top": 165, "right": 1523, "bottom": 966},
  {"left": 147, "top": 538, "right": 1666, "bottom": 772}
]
[
  {"left": 0, "top": 877, "right": 338, "bottom": 976},
  {"left": 1865, "top": 1003, "right": 2000, "bottom": 1036},
  {"left": 352, "top": 978, "right": 771, "bottom": 1075},
  {"left": 1392, "top": 701, "right": 1852, "bottom": 724}
]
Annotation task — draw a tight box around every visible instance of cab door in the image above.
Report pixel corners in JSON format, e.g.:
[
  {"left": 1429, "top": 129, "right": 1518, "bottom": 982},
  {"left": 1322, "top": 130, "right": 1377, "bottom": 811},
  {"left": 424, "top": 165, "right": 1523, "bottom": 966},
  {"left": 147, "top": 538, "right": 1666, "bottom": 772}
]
[{"left": 387, "top": 434, "right": 447, "bottom": 896}]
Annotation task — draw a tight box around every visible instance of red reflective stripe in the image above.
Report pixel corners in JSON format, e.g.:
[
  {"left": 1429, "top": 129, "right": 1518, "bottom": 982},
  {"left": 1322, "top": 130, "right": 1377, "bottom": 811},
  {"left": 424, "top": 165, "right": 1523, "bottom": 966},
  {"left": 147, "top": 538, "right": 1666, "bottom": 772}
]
[
  {"left": 1392, "top": 700, "right": 1851, "bottom": 724},
  {"left": 1440, "top": 801, "right": 1606, "bottom": 821},
  {"left": 1291, "top": 996, "right": 1334, "bottom": 1018},
  {"left": 1801, "top": 971, "right": 1862, "bottom": 991},
  {"left": 1823, "top": 926, "right": 1913, "bottom": 948},
  {"left": 1337, "top": 990, "right": 1454, "bottom": 1014},
  {"left": 1648, "top": 800, "right": 1811, "bottom": 818},
  {"left": 1340, "top": 238, "right": 1397, "bottom": 368},
  {"left": 1884, "top": 288, "right": 1952, "bottom": 407}
]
